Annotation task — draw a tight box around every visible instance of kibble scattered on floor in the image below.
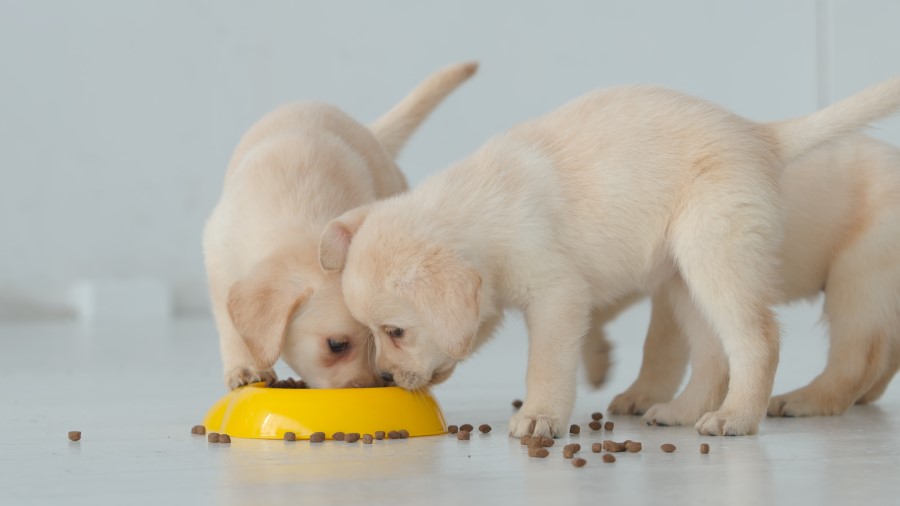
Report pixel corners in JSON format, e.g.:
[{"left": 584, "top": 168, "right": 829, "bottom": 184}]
[
  {"left": 190, "top": 425, "right": 206, "bottom": 436},
  {"left": 528, "top": 447, "right": 550, "bottom": 458},
  {"left": 572, "top": 458, "right": 587, "bottom": 468},
  {"left": 68, "top": 431, "right": 81, "bottom": 442},
  {"left": 512, "top": 399, "right": 523, "bottom": 409},
  {"left": 479, "top": 424, "right": 491, "bottom": 434},
  {"left": 591, "top": 412, "right": 603, "bottom": 421},
  {"left": 661, "top": 443, "right": 677, "bottom": 453},
  {"left": 602, "top": 453, "right": 616, "bottom": 463},
  {"left": 219, "top": 434, "right": 231, "bottom": 444},
  {"left": 284, "top": 432, "right": 297, "bottom": 441},
  {"left": 700, "top": 443, "right": 710, "bottom": 454},
  {"left": 457, "top": 430, "right": 471, "bottom": 441},
  {"left": 447, "top": 425, "right": 459, "bottom": 434},
  {"left": 569, "top": 424, "right": 580, "bottom": 435},
  {"left": 588, "top": 421, "right": 602, "bottom": 431},
  {"left": 208, "top": 433, "right": 220, "bottom": 443},
  {"left": 310, "top": 432, "right": 325, "bottom": 443},
  {"left": 591, "top": 442, "right": 602, "bottom": 453},
  {"left": 345, "top": 433, "right": 361, "bottom": 443},
  {"left": 363, "top": 434, "right": 374, "bottom": 444},
  {"left": 459, "top": 424, "right": 474, "bottom": 432},
  {"left": 604, "top": 421, "right": 614, "bottom": 431}
]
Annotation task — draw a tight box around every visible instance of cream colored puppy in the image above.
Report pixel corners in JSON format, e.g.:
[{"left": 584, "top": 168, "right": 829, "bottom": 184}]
[
  {"left": 203, "top": 62, "right": 477, "bottom": 389},
  {"left": 588, "top": 134, "right": 900, "bottom": 419},
  {"left": 320, "top": 78, "right": 900, "bottom": 436}
]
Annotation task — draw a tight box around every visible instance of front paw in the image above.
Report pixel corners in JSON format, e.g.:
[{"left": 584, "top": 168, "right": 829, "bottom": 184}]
[
  {"left": 224, "top": 366, "right": 277, "bottom": 390},
  {"left": 509, "top": 409, "right": 563, "bottom": 438},
  {"left": 642, "top": 400, "right": 704, "bottom": 427},
  {"left": 767, "top": 389, "right": 851, "bottom": 417},
  {"left": 609, "top": 388, "right": 668, "bottom": 415},
  {"left": 695, "top": 409, "right": 759, "bottom": 436}
]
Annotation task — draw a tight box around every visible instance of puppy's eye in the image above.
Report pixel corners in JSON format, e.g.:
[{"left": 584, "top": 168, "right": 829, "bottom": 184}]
[
  {"left": 327, "top": 338, "right": 349, "bottom": 353},
  {"left": 384, "top": 326, "right": 405, "bottom": 339}
]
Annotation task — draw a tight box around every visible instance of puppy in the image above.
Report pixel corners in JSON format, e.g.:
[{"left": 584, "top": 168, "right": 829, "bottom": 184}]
[
  {"left": 588, "top": 134, "right": 900, "bottom": 419},
  {"left": 320, "top": 78, "right": 900, "bottom": 436},
  {"left": 203, "top": 62, "right": 477, "bottom": 389}
]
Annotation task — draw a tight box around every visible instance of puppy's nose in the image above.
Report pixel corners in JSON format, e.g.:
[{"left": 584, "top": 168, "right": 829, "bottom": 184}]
[{"left": 380, "top": 371, "right": 394, "bottom": 384}]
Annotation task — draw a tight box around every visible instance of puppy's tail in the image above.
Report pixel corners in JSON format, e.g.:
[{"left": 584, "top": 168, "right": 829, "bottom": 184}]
[
  {"left": 370, "top": 61, "right": 478, "bottom": 160},
  {"left": 767, "top": 76, "right": 900, "bottom": 163}
]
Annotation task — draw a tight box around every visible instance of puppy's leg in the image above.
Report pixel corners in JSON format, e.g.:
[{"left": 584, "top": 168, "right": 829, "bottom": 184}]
[
  {"left": 768, "top": 246, "right": 897, "bottom": 415},
  {"left": 610, "top": 290, "right": 690, "bottom": 415},
  {"left": 211, "top": 288, "right": 277, "bottom": 390},
  {"left": 641, "top": 279, "right": 728, "bottom": 424},
  {"left": 670, "top": 178, "right": 782, "bottom": 436},
  {"left": 509, "top": 280, "right": 592, "bottom": 438},
  {"left": 582, "top": 303, "right": 628, "bottom": 388},
  {"left": 856, "top": 355, "right": 899, "bottom": 404}
]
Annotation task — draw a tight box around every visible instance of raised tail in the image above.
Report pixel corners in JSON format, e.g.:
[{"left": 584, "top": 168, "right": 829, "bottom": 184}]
[
  {"left": 768, "top": 76, "right": 900, "bottom": 162},
  {"left": 370, "top": 61, "right": 478, "bottom": 160}
]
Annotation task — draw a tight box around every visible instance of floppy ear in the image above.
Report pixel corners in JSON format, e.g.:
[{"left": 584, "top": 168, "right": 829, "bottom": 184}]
[
  {"left": 227, "top": 260, "right": 312, "bottom": 369},
  {"left": 319, "top": 206, "right": 371, "bottom": 272},
  {"left": 412, "top": 249, "right": 482, "bottom": 360}
]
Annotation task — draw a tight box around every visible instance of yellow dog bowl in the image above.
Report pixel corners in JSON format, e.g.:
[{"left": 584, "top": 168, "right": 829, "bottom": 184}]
[{"left": 203, "top": 383, "right": 446, "bottom": 440}]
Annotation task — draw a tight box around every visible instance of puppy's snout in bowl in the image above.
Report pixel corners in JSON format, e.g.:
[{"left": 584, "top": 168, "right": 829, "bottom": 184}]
[{"left": 379, "top": 371, "right": 395, "bottom": 384}]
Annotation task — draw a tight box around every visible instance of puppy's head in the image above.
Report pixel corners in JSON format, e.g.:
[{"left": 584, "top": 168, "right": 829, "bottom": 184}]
[
  {"left": 319, "top": 204, "right": 482, "bottom": 390},
  {"left": 227, "top": 252, "right": 380, "bottom": 389}
]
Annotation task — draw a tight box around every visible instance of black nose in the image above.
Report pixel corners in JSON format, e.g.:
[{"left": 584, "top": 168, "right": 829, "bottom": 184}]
[{"left": 380, "top": 372, "right": 394, "bottom": 383}]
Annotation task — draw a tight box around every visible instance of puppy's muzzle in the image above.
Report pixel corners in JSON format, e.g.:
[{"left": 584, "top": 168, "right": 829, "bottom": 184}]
[{"left": 379, "top": 371, "right": 394, "bottom": 384}]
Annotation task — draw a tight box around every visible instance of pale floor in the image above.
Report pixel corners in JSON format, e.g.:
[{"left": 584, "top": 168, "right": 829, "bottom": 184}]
[{"left": 2, "top": 300, "right": 899, "bottom": 506}]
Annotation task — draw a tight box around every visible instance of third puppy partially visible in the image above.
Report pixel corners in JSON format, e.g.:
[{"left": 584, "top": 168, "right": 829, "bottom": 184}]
[{"left": 596, "top": 134, "right": 900, "bottom": 419}]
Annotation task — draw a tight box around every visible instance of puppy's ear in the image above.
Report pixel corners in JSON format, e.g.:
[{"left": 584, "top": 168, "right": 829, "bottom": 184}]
[
  {"left": 412, "top": 249, "right": 482, "bottom": 360},
  {"left": 227, "top": 260, "right": 312, "bottom": 369},
  {"left": 319, "top": 206, "right": 371, "bottom": 272}
]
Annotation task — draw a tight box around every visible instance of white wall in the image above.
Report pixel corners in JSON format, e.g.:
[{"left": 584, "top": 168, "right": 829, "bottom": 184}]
[{"left": 0, "top": 0, "right": 898, "bottom": 320}]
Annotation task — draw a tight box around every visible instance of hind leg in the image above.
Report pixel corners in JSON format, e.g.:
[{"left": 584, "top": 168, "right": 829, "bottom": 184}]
[
  {"left": 769, "top": 234, "right": 900, "bottom": 416},
  {"left": 642, "top": 278, "right": 729, "bottom": 425},
  {"left": 669, "top": 176, "right": 782, "bottom": 435},
  {"left": 610, "top": 290, "right": 690, "bottom": 415},
  {"left": 857, "top": 358, "right": 899, "bottom": 404}
]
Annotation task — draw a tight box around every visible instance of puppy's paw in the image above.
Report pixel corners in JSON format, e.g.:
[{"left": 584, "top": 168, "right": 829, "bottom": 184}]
[
  {"left": 224, "top": 366, "right": 277, "bottom": 390},
  {"left": 767, "top": 390, "right": 850, "bottom": 417},
  {"left": 695, "top": 409, "right": 759, "bottom": 436},
  {"left": 642, "top": 400, "right": 703, "bottom": 427},
  {"left": 609, "top": 388, "right": 668, "bottom": 415},
  {"left": 508, "top": 410, "right": 562, "bottom": 438}
]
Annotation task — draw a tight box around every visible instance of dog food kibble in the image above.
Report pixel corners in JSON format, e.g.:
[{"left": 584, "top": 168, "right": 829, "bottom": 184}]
[
  {"left": 208, "top": 433, "right": 220, "bottom": 443},
  {"left": 588, "top": 421, "right": 602, "bottom": 431},
  {"left": 332, "top": 432, "right": 346, "bottom": 441},
  {"left": 512, "top": 399, "right": 523, "bottom": 409},
  {"left": 528, "top": 436, "right": 554, "bottom": 448},
  {"left": 661, "top": 443, "right": 677, "bottom": 453},
  {"left": 591, "top": 442, "right": 602, "bottom": 453},
  {"left": 448, "top": 425, "right": 459, "bottom": 434},
  {"left": 283, "top": 432, "right": 297, "bottom": 441},
  {"left": 591, "top": 412, "right": 603, "bottom": 421},
  {"left": 374, "top": 431, "right": 386, "bottom": 440},
  {"left": 569, "top": 424, "right": 580, "bottom": 435},
  {"left": 457, "top": 430, "right": 471, "bottom": 441},
  {"left": 219, "top": 434, "right": 231, "bottom": 444},
  {"left": 68, "top": 431, "right": 81, "bottom": 442},
  {"left": 309, "top": 432, "right": 325, "bottom": 443},
  {"left": 345, "top": 433, "right": 361, "bottom": 443},
  {"left": 387, "top": 431, "right": 400, "bottom": 439},
  {"left": 564, "top": 443, "right": 581, "bottom": 453},
  {"left": 479, "top": 424, "right": 491, "bottom": 434},
  {"left": 563, "top": 448, "right": 575, "bottom": 459},
  {"left": 625, "top": 441, "right": 642, "bottom": 453},
  {"left": 528, "top": 447, "right": 550, "bottom": 458},
  {"left": 572, "top": 457, "right": 587, "bottom": 468},
  {"left": 460, "top": 424, "right": 474, "bottom": 432},
  {"left": 602, "top": 440, "right": 627, "bottom": 453},
  {"left": 520, "top": 435, "right": 532, "bottom": 446},
  {"left": 604, "top": 421, "right": 614, "bottom": 431},
  {"left": 191, "top": 425, "right": 206, "bottom": 436},
  {"left": 363, "top": 434, "right": 374, "bottom": 444},
  {"left": 602, "top": 453, "right": 616, "bottom": 463},
  {"left": 700, "top": 443, "right": 710, "bottom": 454},
  {"left": 399, "top": 429, "right": 410, "bottom": 439}
]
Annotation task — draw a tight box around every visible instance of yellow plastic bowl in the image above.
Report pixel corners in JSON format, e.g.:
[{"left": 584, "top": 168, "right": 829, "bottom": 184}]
[{"left": 203, "top": 383, "right": 446, "bottom": 440}]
